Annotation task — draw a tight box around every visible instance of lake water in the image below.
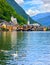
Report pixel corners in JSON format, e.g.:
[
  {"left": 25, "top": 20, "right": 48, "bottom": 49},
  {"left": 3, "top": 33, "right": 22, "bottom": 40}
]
[{"left": 0, "top": 31, "right": 50, "bottom": 65}]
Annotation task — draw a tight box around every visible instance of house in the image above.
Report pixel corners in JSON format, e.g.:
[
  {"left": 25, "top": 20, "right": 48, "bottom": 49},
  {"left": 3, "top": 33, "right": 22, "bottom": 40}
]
[
  {"left": 2, "top": 23, "right": 6, "bottom": 29},
  {"left": 6, "top": 25, "right": 13, "bottom": 31},
  {"left": 11, "top": 16, "right": 18, "bottom": 25},
  {"left": 33, "top": 23, "right": 40, "bottom": 27}
]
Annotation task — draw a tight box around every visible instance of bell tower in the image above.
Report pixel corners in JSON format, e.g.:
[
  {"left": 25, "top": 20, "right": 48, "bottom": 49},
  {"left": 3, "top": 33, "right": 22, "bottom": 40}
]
[{"left": 27, "top": 17, "right": 30, "bottom": 25}]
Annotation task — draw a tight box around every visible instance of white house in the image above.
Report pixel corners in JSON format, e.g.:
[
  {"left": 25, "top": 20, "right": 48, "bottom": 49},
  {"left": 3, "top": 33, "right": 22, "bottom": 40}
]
[
  {"left": 33, "top": 23, "right": 40, "bottom": 27},
  {"left": 11, "top": 16, "right": 18, "bottom": 24}
]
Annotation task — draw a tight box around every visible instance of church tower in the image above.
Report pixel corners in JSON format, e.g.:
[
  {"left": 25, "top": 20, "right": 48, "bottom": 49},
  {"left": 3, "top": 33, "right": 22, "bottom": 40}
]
[{"left": 27, "top": 17, "right": 30, "bottom": 25}]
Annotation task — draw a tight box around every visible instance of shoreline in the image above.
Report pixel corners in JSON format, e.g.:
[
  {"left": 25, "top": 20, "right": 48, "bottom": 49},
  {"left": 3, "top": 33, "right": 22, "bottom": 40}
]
[{"left": 0, "top": 22, "right": 50, "bottom": 31}]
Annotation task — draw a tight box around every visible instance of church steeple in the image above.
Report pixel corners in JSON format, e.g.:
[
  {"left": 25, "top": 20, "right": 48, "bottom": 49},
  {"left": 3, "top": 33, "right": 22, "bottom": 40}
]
[{"left": 27, "top": 17, "right": 30, "bottom": 25}]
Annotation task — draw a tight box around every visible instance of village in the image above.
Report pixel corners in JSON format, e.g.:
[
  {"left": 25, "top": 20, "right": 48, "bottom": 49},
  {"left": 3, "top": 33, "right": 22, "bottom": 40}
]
[{"left": 0, "top": 16, "right": 50, "bottom": 31}]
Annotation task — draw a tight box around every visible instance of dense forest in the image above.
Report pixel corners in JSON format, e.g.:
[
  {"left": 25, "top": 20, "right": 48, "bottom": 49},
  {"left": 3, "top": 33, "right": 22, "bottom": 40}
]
[{"left": 0, "top": 0, "right": 27, "bottom": 25}]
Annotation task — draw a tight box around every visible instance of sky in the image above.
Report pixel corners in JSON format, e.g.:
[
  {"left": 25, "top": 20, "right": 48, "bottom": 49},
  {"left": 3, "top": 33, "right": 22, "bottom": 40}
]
[{"left": 14, "top": 0, "right": 50, "bottom": 17}]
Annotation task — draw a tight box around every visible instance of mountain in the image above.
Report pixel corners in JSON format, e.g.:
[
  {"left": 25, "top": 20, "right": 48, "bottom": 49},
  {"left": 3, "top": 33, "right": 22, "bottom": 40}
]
[
  {"left": 6, "top": 0, "right": 36, "bottom": 24},
  {"left": 32, "top": 12, "right": 50, "bottom": 26},
  {"left": 38, "top": 16, "right": 50, "bottom": 26},
  {"left": 0, "top": 0, "right": 27, "bottom": 25},
  {"left": 32, "top": 12, "right": 50, "bottom": 20}
]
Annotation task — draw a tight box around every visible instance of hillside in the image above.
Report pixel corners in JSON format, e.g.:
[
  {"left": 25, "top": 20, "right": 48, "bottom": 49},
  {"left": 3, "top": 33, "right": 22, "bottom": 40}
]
[
  {"left": 0, "top": 0, "right": 27, "bottom": 25},
  {"left": 7, "top": 0, "right": 36, "bottom": 24}
]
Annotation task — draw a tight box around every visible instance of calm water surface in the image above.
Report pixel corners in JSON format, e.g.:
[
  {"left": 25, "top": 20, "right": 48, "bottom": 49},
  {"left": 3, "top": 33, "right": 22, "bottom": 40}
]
[{"left": 0, "top": 31, "right": 50, "bottom": 65}]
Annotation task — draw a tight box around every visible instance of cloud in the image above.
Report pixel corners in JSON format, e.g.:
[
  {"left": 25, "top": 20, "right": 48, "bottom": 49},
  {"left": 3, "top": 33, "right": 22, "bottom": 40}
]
[
  {"left": 42, "top": 0, "right": 50, "bottom": 4},
  {"left": 39, "top": 0, "right": 50, "bottom": 12},
  {"left": 14, "top": 0, "right": 24, "bottom": 5},
  {"left": 40, "top": 3, "right": 50, "bottom": 12},
  {"left": 14, "top": 0, "right": 50, "bottom": 16},
  {"left": 26, "top": 9, "right": 40, "bottom": 16},
  {"left": 40, "top": 0, "right": 50, "bottom": 12},
  {"left": 26, "top": 0, "right": 50, "bottom": 16},
  {"left": 24, "top": 0, "right": 43, "bottom": 5}
]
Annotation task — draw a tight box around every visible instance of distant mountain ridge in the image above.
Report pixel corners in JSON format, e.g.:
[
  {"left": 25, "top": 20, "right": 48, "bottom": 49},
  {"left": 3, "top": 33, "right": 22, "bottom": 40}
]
[
  {"left": 32, "top": 12, "right": 50, "bottom": 26},
  {"left": 7, "top": 0, "right": 36, "bottom": 23},
  {"left": 32, "top": 12, "right": 50, "bottom": 20},
  {"left": 38, "top": 16, "right": 50, "bottom": 26}
]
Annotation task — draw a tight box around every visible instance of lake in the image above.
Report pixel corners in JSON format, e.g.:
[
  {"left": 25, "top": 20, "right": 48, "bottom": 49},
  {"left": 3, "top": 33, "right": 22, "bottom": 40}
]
[{"left": 0, "top": 31, "right": 50, "bottom": 65}]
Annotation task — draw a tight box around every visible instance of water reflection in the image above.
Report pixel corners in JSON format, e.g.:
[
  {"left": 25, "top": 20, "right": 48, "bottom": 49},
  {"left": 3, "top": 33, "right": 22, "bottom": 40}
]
[
  {"left": 0, "top": 31, "right": 27, "bottom": 65},
  {"left": 0, "top": 32, "right": 11, "bottom": 50},
  {"left": 0, "top": 31, "right": 50, "bottom": 65}
]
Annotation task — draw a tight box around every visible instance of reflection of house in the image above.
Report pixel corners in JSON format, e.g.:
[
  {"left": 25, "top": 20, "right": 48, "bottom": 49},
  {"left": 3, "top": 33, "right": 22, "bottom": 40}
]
[{"left": 11, "top": 16, "right": 18, "bottom": 25}]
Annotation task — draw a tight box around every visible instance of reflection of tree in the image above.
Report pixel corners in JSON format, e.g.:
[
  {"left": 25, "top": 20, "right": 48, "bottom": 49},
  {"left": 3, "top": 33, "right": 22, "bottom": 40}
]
[
  {"left": 0, "top": 32, "right": 12, "bottom": 50},
  {"left": 0, "top": 52, "right": 6, "bottom": 65},
  {"left": 0, "top": 31, "right": 27, "bottom": 64},
  {"left": 0, "top": 32, "right": 13, "bottom": 65}
]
